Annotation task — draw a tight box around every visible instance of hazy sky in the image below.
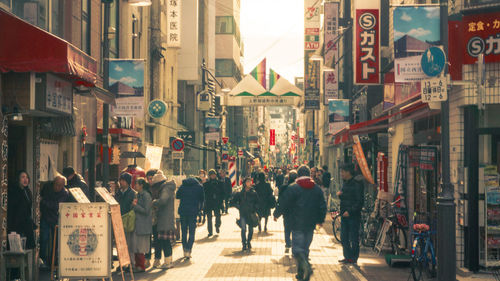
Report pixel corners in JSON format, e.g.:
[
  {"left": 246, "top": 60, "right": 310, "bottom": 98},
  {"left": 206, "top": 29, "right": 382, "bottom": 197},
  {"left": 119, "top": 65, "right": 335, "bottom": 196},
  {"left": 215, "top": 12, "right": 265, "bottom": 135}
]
[{"left": 240, "top": 0, "right": 304, "bottom": 82}]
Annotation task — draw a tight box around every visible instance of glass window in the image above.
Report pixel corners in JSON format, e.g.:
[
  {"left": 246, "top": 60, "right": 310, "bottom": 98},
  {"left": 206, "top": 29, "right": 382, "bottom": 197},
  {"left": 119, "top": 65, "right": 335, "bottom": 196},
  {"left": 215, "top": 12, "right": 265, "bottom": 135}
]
[
  {"left": 0, "top": 0, "right": 10, "bottom": 8},
  {"left": 13, "top": 0, "right": 48, "bottom": 30},
  {"left": 51, "top": 0, "right": 62, "bottom": 37},
  {"left": 216, "top": 16, "right": 234, "bottom": 34},
  {"left": 215, "top": 59, "right": 234, "bottom": 77},
  {"left": 109, "top": 0, "right": 119, "bottom": 57},
  {"left": 132, "top": 13, "right": 141, "bottom": 58},
  {"left": 81, "top": 0, "right": 90, "bottom": 54}
]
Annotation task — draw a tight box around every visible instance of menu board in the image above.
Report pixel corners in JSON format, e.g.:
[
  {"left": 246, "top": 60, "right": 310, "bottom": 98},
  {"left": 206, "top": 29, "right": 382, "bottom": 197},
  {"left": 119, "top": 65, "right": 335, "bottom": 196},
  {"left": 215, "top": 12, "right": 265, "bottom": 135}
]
[
  {"left": 95, "top": 187, "right": 118, "bottom": 205},
  {"left": 58, "top": 203, "right": 110, "bottom": 278},
  {"left": 69, "top": 188, "right": 90, "bottom": 203},
  {"left": 110, "top": 204, "right": 131, "bottom": 267}
]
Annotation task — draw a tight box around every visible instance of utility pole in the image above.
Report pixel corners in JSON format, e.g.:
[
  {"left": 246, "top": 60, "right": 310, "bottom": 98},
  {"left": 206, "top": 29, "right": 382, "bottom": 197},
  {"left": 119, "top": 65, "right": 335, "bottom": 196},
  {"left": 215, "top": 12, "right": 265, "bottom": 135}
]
[
  {"left": 311, "top": 110, "right": 315, "bottom": 167},
  {"left": 343, "top": 0, "right": 353, "bottom": 141},
  {"left": 202, "top": 60, "right": 207, "bottom": 170},
  {"left": 437, "top": 0, "right": 455, "bottom": 280},
  {"left": 102, "top": 0, "right": 110, "bottom": 189}
]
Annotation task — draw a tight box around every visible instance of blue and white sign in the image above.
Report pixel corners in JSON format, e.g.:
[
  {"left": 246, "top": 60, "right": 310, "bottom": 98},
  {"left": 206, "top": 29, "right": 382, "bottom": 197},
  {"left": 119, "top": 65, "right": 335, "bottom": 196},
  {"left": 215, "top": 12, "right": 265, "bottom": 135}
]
[
  {"left": 421, "top": 46, "right": 446, "bottom": 77},
  {"left": 148, "top": 99, "right": 167, "bottom": 119}
]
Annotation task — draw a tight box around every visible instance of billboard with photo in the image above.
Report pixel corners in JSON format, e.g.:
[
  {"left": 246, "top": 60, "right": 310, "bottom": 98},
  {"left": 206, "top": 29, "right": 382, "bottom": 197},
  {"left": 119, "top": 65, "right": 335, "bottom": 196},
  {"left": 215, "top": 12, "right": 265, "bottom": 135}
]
[{"left": 109, "top": 59, "right": 145, "bottom": 118}]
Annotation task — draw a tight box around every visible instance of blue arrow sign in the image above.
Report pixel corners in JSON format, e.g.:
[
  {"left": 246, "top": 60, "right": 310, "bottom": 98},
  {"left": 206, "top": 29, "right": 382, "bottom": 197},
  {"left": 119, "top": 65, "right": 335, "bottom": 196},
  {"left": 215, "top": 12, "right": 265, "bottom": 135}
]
[{"left": 421, "top": 47, "right": 446, "bottom": 77}]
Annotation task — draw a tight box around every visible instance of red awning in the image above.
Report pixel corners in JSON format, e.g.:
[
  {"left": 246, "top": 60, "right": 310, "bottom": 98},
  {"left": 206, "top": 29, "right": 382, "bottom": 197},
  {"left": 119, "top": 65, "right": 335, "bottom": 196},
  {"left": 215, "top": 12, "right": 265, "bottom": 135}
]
[
  {"left": 332, "top": 101, "right": 429, "bottom": 145},
  {"left": 0, "top": 9, "right": 97, "bottom": 87},
  {"left": 97, "top": 128, "right": 141, "bottom": 139}
]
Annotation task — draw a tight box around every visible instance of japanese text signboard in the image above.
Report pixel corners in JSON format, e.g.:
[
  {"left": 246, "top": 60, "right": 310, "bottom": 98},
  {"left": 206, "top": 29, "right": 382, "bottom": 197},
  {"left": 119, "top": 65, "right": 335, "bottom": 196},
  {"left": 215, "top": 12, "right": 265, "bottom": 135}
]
[
  {"left": 304, "top": 0, "right": 320, "bottom": 50},
  {"left": 324, "top": 2, "right": 339, "bottom": 104},
  {"left": 166, "top": 0, "right": 181, "bottom": 48},
  {"left": 270, "top": 129, "right": 276, "bottom": 146},
  {"left": 463, "top": 11, "right": 500, "bottom": 64},
  {"left": 304, "top": 0, "right": 321, "bottom": 109},
  {"left": 109, "top": 59, "right": 145, "bottom": 119},
  {"left": 59, "top": 203, "right": 111, "bottom": 279},
  {"left": 421, "top": 77, "right": 447, "bottom": 102},
  {"left": 355, "top": 0, "right": 380, "bottom": 84},
  {"left": 304, "top": 50, "right": 321, "bottom": 109}
]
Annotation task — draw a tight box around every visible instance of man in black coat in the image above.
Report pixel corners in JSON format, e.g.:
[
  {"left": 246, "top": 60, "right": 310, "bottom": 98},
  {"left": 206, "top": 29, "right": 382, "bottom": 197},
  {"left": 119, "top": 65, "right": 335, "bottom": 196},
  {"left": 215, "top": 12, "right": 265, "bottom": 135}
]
[
  {"left": 62, "top": 166, "right": 90, "bottom": 199},
  {"left": 337, "top": 163, "right": 364, "bottom": 264},
  {"left": 275, "top": 169, "right": 285, "bottom": 189},
  {"left": 203, "top": 169, "right": 224, "bottom": 236},
  {"left": 219, "top": 169, "right": 232, "bottom": 214},
  {"left": 281, "top": 165, "right": 326, "bottom": 281}
]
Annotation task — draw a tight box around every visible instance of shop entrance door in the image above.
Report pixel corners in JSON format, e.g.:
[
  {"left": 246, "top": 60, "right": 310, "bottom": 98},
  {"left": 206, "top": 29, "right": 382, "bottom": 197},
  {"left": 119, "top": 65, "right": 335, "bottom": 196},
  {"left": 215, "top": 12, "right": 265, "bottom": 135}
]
[{"left": 8, "top": 125, "right": 26, "bottom": 184}]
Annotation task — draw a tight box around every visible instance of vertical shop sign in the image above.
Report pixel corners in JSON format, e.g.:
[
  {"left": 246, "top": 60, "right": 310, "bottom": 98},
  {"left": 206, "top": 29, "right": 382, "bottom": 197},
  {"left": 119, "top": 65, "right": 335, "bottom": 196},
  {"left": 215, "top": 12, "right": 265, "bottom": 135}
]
[
  {"left": 304, "top": 0, "right": 320, "bottom": 109},
  {"left": 324, "top": 2, "right": 339, "bottom": 104},
  {"left": 205, "top": 117, "right": 221, "bottom": 142},
  {"left": 355, "top": 0, "right": 380, "bottom": 84},
  {"left": 166, "top": 0, "right": 181, "bottom": 48},
  {"left": 109, "top": 59, "right": 145, "bottom": 118},
  {"left": 270, "top": 129, "right": 276, "bottom": 146},
  {"left": 328, "top": 99, "right": 349, "bottom": 134},
  {"left": 377, "top": 152, "right": 388, "bottom": 192},
  {"left": 393, "top": 7, "right": 440, "bottom": 82},
  {"left": 353, "top": 135, "right": 375, "bottom": 184}
]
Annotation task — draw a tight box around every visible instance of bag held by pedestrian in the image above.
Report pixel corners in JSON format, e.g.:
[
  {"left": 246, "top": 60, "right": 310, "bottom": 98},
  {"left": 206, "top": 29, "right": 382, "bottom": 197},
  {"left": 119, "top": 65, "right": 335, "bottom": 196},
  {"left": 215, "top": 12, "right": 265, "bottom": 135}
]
[{"left": 122, "top": 210, "right": 136, "bottom": 232}]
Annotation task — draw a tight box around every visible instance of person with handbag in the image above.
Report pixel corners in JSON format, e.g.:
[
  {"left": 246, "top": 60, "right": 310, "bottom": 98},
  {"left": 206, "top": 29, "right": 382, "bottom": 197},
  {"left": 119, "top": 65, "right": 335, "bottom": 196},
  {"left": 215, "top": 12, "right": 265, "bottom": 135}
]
[
  {"left": 115, "top": 172, "right": 137, "bottom": 270},
  {"left": 150, "top": 170, "right": 177, "bottom": 269},
  {"left": 131, "top": 178, "right": 152, "bottom": 272},
  {"left": 232, "top": 177, "right": 259, "bottom": 251}
]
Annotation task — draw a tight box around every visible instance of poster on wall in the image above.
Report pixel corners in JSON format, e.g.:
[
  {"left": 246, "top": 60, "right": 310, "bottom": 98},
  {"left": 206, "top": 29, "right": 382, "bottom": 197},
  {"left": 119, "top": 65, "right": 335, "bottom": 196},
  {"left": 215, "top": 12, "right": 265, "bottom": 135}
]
[
  {"left": 304, "top": 50, "right": 320, "bottom": 109},
  {"left": 40, "top": 143, "right": 59, "bottom": 181},
  {"left": 393, "top": 7, "right": 440, "bottom": 82},
  {"left": 109, "top": 59, "right": 145, "bottom": 119},
  {"left": 59, "top": 203, "right": 110, "bottom": 278},
  {"left": 354, "top": 0, "right": 380, "bottom": 84},
  {"left": 328, "top": 99, "right": 349, "bottom": 134},
  {"left": 145, "top": 145, "right": 163, "bottom": 171},
  {"left": 205, "top": 117, "right": 221, "bottom": 142}
]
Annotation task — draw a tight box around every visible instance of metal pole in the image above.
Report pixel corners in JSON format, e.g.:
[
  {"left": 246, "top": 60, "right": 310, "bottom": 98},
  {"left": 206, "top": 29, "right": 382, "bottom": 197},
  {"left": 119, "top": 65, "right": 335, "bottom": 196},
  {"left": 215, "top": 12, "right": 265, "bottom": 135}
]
[
  {"left": 437, "top": 0, "right": 455, "bottom": 280},
  {"left": 102, "top": 1, "right": 110, "bottom": 189},
  {"left": 311, "top": 110, "right": 315, "bottom": 167},
  {"left": 202, "top": 60, "right": 207, "bottom": 171}
]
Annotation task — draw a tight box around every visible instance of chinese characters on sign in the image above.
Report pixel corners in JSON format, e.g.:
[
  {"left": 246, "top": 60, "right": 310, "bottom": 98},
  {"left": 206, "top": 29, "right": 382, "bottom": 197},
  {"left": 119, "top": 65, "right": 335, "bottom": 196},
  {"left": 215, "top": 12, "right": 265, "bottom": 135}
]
[
  {"left": 464, "top": 12, "right": 500, "bottom": 64},
  {"left": 324, "top": 2, "right": 339, "bottom": 104},
  {"left": 421, "top": 77, "right": 447, "bottom": 102},
  {"left": 59, "top": 203, "right": 110, "bottom": 278},
  {"left": 355, "top": 0, "right": 380, "bottom": 84},
  {"left": 242, "top": 96, "right": 295, "bottom": 106},
  {"left": 304, "top": 51, "right": 320, "bottom": 109},
  {"left": 46, "top": 74, "right": 73, "bottom": 115},
  {"left": 270, "top": 129, "right": 276, "bottom": 146},
  {"left": 109, "top": 60, "right": 145, "bottom": 118},
  {"left": 167, "top": 0, "right": 181, "bottom": 48},
  {"left": 304, "top": 0, "right": 320, "bottom": 109}
]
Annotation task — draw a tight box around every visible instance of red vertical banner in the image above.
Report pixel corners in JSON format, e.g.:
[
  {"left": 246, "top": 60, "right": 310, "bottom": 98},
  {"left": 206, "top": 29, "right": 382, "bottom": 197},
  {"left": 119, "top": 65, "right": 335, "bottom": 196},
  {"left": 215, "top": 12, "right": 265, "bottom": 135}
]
[
  {"left": 352, "top": 135, "right": 375, "bottom": 184},
  {"left": 270, "top": 129, "right": 276, "bottom": 146},
  {"left": 354, "top": 0, "right": 380, "bottom": 84}
]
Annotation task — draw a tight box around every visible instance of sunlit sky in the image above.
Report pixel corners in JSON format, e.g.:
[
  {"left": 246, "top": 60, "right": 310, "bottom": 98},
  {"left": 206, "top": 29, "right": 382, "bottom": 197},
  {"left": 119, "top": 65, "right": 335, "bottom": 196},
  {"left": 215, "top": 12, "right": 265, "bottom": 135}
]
[{"left": 240, "top": 0, "right": 304, "bottom": 83}]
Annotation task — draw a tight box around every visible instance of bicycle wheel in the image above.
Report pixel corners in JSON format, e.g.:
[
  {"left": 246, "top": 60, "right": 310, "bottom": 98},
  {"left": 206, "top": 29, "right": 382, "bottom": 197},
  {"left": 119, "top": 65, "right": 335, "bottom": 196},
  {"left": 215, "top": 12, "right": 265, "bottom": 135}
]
[
  {"left": 388, "top": 227, "right": 407, "bottom": 255},
  {"left": 361, "top": 218, "right": 379, "bottom": 248},
  {"left": 411, "top": 238, "right": 424, "bottom": 281},
  {"left": 333, "top": 215, "right": 342, "bottom": 243}
]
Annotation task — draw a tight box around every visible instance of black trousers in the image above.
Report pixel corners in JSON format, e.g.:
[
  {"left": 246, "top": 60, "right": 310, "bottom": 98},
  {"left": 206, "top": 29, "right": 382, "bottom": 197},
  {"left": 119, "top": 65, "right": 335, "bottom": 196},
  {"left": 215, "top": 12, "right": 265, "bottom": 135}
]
[
  {"left": 341, "top": 215, "right": 361, "bottom": 262},
  {"left": 206, "top": 208, "right": 221, "bottom": 235}
]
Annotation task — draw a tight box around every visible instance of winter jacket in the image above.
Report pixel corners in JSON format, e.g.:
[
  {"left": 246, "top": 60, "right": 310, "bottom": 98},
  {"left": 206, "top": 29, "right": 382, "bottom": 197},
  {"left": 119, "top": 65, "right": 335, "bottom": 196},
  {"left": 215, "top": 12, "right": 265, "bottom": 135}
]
[
  {"left": 40, "top": 182, "right": 71, "bottom": 226},
  {"left": 67, "top": 173, "right": 90, "bottom": 198},
  {"left": 280, "top": 176, "right": 327, "bottom": 231},
  {"left": 133, "top": 190, "right": 152, "bottom": 235},
  {"left": 232, "top": 188, "right": 259, "bottom": 222},
  {"left": 7, "top": 184, "right": 35, "bottom": 249},
  {"left": 203, "top": 179, "right": 224, "bottom": 211},
  {"left": 276, "top": 174, "right": 285, "bottom": 188},
  {"left": 339, "top": 177, "right": 364, "bottom": 217},
  {"left": 115, "top": 187, "right": 137, "bottom": 215},
  {"left": 176, "top": 177, "right": 205, "bottom": 217},
  {"left": 220, "top": 176, "right": 232, "bottom": 199},
  {"left": 273, "top": 183, "right": 291, "bottom": 220},
  {"left": 322, "top": 171, "right": 331, "bottom": 189},
  {"left": 152, "top": 179, "right": 176, "bottom": 232},
  {"left": 254, "top": 182, "right": 274, "bottom": 217}
]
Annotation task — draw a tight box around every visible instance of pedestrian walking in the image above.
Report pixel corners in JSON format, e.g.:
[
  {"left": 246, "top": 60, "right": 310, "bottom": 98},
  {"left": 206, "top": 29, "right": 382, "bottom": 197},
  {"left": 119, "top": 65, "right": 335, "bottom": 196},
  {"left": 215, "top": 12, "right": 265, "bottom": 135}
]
[
  {"left": 254, "top": 172, "right": 274, "bottom": 232},
  {"left": 280, "top": 165, "right": 326, "bottom": 281},
  {"left": 144, "top": 168, "right": 158, "bottom": 268},
  {"left": 337, "top": 163, "right": 364, "bottom": 264},
  {"left": 131, "top": 178, "right": 152, "bottom": 272},
  {"left": 176, "top": 177, "right": 204, "bottom": 259},
  {"left": 197, "top": 169, "right": 208, "bottom": 224},
  {"left": 115, "top": 172, "right": 137, "bottom": 269},
  {"left": 273, "top": 169, "right": 298, "bottom": 252},
  {"left": 232, "top": 177, "right": 259, "bottom": 251},
  {"left": 219, "top": 169, "right": 232, "bottom": 214},
  {"left": 203, "top": 169, "right": 224, "bottom": 236},
  {"left": 322, "top": 165, "right": 332, "bottom": 203},
  {"left": 275, "top": 169, "right": 285, "bottom": 189},
  {"left": 150, "top": 170, "right": 177, "bottom": 269}
]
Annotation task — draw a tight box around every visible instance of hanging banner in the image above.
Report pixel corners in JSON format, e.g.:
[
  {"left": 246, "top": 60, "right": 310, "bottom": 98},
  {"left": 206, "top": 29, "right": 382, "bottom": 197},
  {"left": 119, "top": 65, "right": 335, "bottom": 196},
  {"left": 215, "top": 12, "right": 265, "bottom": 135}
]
[
  {"left": 304, "top": 0, "right": 320, "bottom": 50},
  {"left": 166, "top": 0, "right": 181, "bottom": 47},
  {"left": 109, "top": 59, "right": 145, "bottom": 118},
  {"left": 205, "top": 117, "right": 221, "bottom": 142},
  {"left": 354, "top": 0, "right": 380, "bottom": 84},
  {"left": 304, "top": 50, "right": 320, "bottom": 109},
  {"left": 328, "top": 99, "right": 349, "bottom": 134},
  {"left": 393, "top": 7, "right": 440, "bottom": 82},
  {"left": 145, "top": 145, "right": 163, "bottom": 171},
  {"left": 270, "top": 129, "right": 276, "bottom": 146},
  {"left": 323, "top": 1, "right": 340, "bottom": 104},
  {"left": 377, "top": 152, "right": 388, "bottom": 192},
  {"left": 59, "top": 203, "right": 111, "bottom": 279},
  {"left": 352, "top": 135, "right": 375, "bottom": 184},
  {"left": 324, "top": 70, "right": 339, "bottom": 104}
]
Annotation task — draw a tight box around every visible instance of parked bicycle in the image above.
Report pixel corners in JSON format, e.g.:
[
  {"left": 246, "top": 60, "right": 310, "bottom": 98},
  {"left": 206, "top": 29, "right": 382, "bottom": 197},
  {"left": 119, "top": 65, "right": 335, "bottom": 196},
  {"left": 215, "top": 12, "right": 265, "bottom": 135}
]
[
  {"left": 410, "top": 212, "right": 436, "bottom": 281},
  {"left": 332, "top": 194, "right": 375, "bottom": 245}
]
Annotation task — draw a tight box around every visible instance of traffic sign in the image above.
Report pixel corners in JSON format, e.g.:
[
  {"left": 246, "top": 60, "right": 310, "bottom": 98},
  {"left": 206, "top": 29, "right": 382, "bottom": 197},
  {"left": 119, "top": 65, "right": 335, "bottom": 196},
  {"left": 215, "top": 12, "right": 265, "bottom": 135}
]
[
  {"left": 222, "top": 153, "right": 229, "bottom": 162},
  {"left": 172, "top": 151, "right": 184, "bottom": 159},
  {"left": 421, "top": 46, "right": 446, "bottom": 77},
  {"left": 148, "top": 99, "right": 167, "bottom": 119},
  {"left": 421, "top": 77, "right": 447, "bottom": 102},
  {"left": 222, "top": 137, "right": 229, "bottom": 144},
  {"left": 171, "top": 138, "right": 184, "bottom": 151}
]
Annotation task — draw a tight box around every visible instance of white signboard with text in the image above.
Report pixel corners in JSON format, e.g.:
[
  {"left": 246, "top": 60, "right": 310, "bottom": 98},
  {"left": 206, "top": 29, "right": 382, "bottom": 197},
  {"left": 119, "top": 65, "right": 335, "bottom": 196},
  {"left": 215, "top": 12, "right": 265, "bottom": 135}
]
[
  {"left": 59, "top": 203, "right": 111, "bottom": 279},
  {"left": 421, "top": 77, "right": 447, "bottom": 102},
  {"left": 167, "top": 0, "right": 181, "bottom": 47}
]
